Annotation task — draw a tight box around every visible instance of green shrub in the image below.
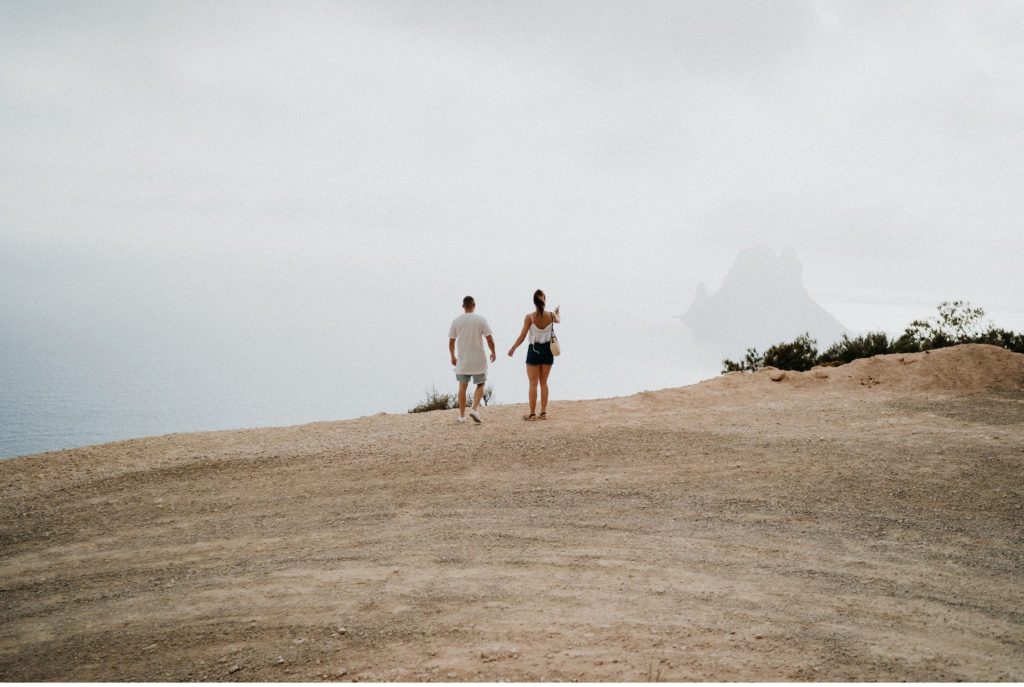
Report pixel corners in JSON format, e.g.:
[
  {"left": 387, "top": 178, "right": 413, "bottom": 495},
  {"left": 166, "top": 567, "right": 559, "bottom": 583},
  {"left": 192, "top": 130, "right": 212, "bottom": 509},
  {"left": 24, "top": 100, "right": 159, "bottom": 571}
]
[
  {"left": 763, "top": 333, "right": 818, "bottom": 372},
  {"left": 977, "top": 328, "right": 1024, "bottom": 354},
  {"left": 722, "top": 335, "right": 817, "bottom": 373},
  {"left": 890, "top": 321, "right": 926, "bottom": 353},
  {"left": 720, "top": 301, "right": 1024, "bottom": 374},
  {"left": 934, "top": 300, "right": 990, "bottom": 340},
  {"left": 722, "top": 347, "right": 765, "bottom": 373},
  {"left": 893, "top": 301, "right": 991, "bottom": 352},
  {"left": 819, "top": 331, "right": 891, "bottom": 365}
]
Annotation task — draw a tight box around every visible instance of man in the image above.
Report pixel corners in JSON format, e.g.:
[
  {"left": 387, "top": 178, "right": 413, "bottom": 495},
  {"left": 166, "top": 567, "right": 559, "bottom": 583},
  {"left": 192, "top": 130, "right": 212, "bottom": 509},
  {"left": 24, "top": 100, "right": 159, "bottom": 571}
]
[{"left": 448, "top": 295, "right": 496, "bottom": 423}]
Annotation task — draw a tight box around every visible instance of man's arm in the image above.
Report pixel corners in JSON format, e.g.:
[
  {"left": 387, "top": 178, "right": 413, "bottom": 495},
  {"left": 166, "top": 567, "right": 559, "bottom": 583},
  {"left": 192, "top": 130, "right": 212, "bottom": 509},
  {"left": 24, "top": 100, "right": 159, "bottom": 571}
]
[
  {"left": 449, "top": 338, "right": 457, "bottom": 367},
  {"left": 485, "top": 335, "right": 496, "bottom": 363}
]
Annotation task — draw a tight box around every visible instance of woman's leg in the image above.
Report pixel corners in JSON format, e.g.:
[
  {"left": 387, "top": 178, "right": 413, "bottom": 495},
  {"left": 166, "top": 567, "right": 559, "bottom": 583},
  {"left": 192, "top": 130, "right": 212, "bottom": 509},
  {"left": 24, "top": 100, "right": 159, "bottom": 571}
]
[
  {"left": 526, "top": 364, "right": 540, "bottom": 415},
  {"left": 539, "top": 364, "right": 552, "bottom": 414}
]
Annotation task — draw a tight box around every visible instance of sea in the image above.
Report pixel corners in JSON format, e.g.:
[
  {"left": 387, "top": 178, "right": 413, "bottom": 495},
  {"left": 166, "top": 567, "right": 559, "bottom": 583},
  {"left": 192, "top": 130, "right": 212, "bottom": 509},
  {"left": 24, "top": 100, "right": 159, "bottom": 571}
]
[
  {"left": 0, "top": 305, "right": 720, "bottom": 460},
  {"left": 5, "top": 293, "right": 1021, "bottom": 461}
]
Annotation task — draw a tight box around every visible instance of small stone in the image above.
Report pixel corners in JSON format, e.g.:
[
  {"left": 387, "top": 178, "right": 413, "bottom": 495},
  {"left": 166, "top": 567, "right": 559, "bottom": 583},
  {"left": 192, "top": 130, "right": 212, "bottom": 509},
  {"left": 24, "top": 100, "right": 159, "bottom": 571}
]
[
  {"left": 333, "top": 668, "right": 348, "bottom": 677},
  {"left": 769, "top": 370, "right": 785, "bottom": 382},
  {"left": 275, "top": 657, "right": 285, "bottom": 665},
  {"left": 755, "top": 634, "right": 764, "bottom": 639},
  {"left": 447, "top": 672, "right": 458, "bottom": 678},
  {"left": 228, "top": 664, "right": 241, "bottom": 674},
  {"left": 336, "top": 627, "right": 348, "bottom": 635},
  {"left": 143, "top": 643, "right": 158, "bottom": 652}
]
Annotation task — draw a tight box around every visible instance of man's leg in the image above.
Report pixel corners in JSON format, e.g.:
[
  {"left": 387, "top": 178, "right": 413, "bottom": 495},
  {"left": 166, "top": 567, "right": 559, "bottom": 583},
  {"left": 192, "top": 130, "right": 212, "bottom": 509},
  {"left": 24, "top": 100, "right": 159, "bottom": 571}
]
[
  {"left": 457, "top": 382, "right": 469, "bottom": 416},
  {"left": 472, "top": 383, "right": 485, "bottom": 410}
]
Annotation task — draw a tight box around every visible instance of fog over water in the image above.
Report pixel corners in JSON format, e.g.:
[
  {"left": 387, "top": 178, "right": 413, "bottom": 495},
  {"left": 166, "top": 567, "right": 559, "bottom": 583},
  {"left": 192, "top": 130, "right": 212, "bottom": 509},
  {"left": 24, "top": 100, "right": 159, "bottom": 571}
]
[{"left": 2, "top": 1, "right": 1023, "bottom": 458}]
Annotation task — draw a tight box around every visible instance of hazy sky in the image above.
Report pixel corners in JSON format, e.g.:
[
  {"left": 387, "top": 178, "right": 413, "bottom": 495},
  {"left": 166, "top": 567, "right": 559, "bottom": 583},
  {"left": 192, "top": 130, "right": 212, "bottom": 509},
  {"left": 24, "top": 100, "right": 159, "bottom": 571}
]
[{"left": 2, "top": 0, "right": 1023, "bottom": 419}]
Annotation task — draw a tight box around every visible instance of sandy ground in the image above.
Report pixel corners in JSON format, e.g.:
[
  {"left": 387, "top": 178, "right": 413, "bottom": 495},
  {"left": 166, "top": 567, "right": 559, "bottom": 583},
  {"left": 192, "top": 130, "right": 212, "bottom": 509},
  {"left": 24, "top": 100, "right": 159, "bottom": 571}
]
[{"left": 1, "top": 344, "right": 1023, "bottom": 682}]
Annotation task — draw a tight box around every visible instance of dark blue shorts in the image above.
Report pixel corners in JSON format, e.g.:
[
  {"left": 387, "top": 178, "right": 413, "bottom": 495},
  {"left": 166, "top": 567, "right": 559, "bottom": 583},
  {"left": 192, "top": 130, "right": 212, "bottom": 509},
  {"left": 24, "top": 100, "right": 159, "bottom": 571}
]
[{"left": 526, "top": 341, "right": 554, "bottom": 366}]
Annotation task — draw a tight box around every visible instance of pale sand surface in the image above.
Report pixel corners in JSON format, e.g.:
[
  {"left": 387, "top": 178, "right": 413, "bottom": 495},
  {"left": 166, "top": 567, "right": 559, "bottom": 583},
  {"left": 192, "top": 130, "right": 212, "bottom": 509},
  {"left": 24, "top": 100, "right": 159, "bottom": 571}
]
[{"left": 1, "top": 344, "right": 1023, "bottom": 681}]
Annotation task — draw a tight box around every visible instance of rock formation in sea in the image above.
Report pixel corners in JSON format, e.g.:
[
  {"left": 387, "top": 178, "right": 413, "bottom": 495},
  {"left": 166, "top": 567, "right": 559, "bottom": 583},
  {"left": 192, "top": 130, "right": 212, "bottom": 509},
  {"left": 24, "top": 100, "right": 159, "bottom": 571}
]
[{"left": 681, "top": 245, "right": 847, "bottom": 356}]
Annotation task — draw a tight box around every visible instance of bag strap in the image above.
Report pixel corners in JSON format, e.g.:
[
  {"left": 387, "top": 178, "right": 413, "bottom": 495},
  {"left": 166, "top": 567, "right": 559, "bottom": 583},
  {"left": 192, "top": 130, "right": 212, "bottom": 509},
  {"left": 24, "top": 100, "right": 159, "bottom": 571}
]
[{"left": 532, "top": 310, "right": 555, "bottom": 340}]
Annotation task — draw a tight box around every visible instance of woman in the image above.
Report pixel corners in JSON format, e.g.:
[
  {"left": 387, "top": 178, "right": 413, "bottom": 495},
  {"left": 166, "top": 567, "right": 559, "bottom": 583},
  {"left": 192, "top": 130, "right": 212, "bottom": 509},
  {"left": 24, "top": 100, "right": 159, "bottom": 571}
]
[{"left": 507, "top": 289, "right": 561, "bottom": 420}]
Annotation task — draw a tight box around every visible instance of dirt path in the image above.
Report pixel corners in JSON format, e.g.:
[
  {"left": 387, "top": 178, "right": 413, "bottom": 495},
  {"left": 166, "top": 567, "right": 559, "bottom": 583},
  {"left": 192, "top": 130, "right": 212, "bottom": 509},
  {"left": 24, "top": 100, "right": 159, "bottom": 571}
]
[{"left": 2, "top": 345, "right": 1023, "bottom": 681}]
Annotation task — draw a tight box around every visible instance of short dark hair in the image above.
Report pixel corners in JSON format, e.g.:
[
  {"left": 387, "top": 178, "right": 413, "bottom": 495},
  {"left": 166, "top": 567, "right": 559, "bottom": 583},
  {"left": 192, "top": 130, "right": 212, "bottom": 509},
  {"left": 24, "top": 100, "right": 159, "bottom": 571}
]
[{"left": 463, "top": 295, "right": 475, "bottom": 308}]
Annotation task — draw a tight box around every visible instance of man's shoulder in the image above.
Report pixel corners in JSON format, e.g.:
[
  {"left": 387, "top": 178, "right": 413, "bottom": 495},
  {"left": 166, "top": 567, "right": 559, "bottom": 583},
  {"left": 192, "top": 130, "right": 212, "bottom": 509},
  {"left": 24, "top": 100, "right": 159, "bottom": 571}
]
[
  {"left": 451, "top": 313, "right": 477, "bottom": 329},
  {"left": 453, "top": 312, "right": 489, "bottom": 328}
]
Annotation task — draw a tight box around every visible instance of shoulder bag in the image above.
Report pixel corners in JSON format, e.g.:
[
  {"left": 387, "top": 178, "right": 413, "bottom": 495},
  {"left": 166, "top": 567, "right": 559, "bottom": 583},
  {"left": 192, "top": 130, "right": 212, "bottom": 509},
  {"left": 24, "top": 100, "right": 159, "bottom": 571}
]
[{"left": 549, "top": 314, "right": 561, "bottom": 356}]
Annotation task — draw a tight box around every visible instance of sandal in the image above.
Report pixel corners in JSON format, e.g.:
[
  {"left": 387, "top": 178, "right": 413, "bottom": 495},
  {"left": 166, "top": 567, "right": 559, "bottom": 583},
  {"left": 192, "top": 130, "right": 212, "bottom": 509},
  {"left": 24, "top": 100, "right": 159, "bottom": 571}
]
[
  {"left": 538, "top": 412, "right": 547, "bottom": 420},
  {"left": 522, "top": 413, "right": 537, "bottom": 421}
]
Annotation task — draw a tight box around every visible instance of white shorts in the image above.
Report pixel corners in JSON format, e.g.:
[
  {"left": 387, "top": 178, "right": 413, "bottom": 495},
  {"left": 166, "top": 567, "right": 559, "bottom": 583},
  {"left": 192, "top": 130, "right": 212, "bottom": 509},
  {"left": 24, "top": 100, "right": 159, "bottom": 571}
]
[{"left": 455, "top": 373, "right": 486, "bottom": 384}]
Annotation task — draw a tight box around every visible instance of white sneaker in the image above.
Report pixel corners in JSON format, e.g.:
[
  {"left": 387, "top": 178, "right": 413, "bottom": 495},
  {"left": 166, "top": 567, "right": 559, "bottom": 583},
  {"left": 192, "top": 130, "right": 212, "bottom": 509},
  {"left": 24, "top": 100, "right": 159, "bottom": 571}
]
[
  {"left": 468, "top": 408, "right": 482, "bottom": 423},
  {"left": 457, "top": 415, "right": 467, "bottom": 423}
]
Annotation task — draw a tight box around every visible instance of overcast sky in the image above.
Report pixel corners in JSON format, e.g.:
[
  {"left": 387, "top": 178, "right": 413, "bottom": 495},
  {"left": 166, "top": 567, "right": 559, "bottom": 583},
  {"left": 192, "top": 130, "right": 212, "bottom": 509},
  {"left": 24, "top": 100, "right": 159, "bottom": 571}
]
[{"left": 3, "top": 0, "right": 1023, "bottom": 354}]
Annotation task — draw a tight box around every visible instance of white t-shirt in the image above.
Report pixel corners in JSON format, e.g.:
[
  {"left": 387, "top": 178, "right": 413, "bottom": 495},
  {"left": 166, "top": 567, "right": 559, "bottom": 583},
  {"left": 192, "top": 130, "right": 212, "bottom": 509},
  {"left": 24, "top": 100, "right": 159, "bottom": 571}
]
[{"left": 449, "top": 312, "right": 493, "bottom": 375}]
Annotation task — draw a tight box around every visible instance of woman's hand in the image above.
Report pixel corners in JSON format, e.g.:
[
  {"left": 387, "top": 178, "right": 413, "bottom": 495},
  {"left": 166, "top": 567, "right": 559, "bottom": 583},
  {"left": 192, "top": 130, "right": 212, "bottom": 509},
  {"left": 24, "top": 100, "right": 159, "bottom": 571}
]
[{"left": 507, "top": 347, "right": 516, "bottom": 357}]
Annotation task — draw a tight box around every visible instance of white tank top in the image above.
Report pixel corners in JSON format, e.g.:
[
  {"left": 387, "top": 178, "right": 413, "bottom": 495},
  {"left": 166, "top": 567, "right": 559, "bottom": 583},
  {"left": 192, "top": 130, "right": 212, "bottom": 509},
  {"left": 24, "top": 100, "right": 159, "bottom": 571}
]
[{"left": 529, "top": 317, "right": 554, "bottom": 344}]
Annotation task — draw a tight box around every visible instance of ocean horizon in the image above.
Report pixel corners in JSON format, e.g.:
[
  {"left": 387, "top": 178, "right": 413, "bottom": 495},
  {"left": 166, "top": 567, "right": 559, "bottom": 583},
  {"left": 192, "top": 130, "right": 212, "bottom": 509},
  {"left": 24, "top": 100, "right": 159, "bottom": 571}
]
[
  {"left": 0, "top": 308, "right": 720, "bottom": 460},
  {"left": 7, "top": 295, "right": 1021, "bottom": 460}
]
